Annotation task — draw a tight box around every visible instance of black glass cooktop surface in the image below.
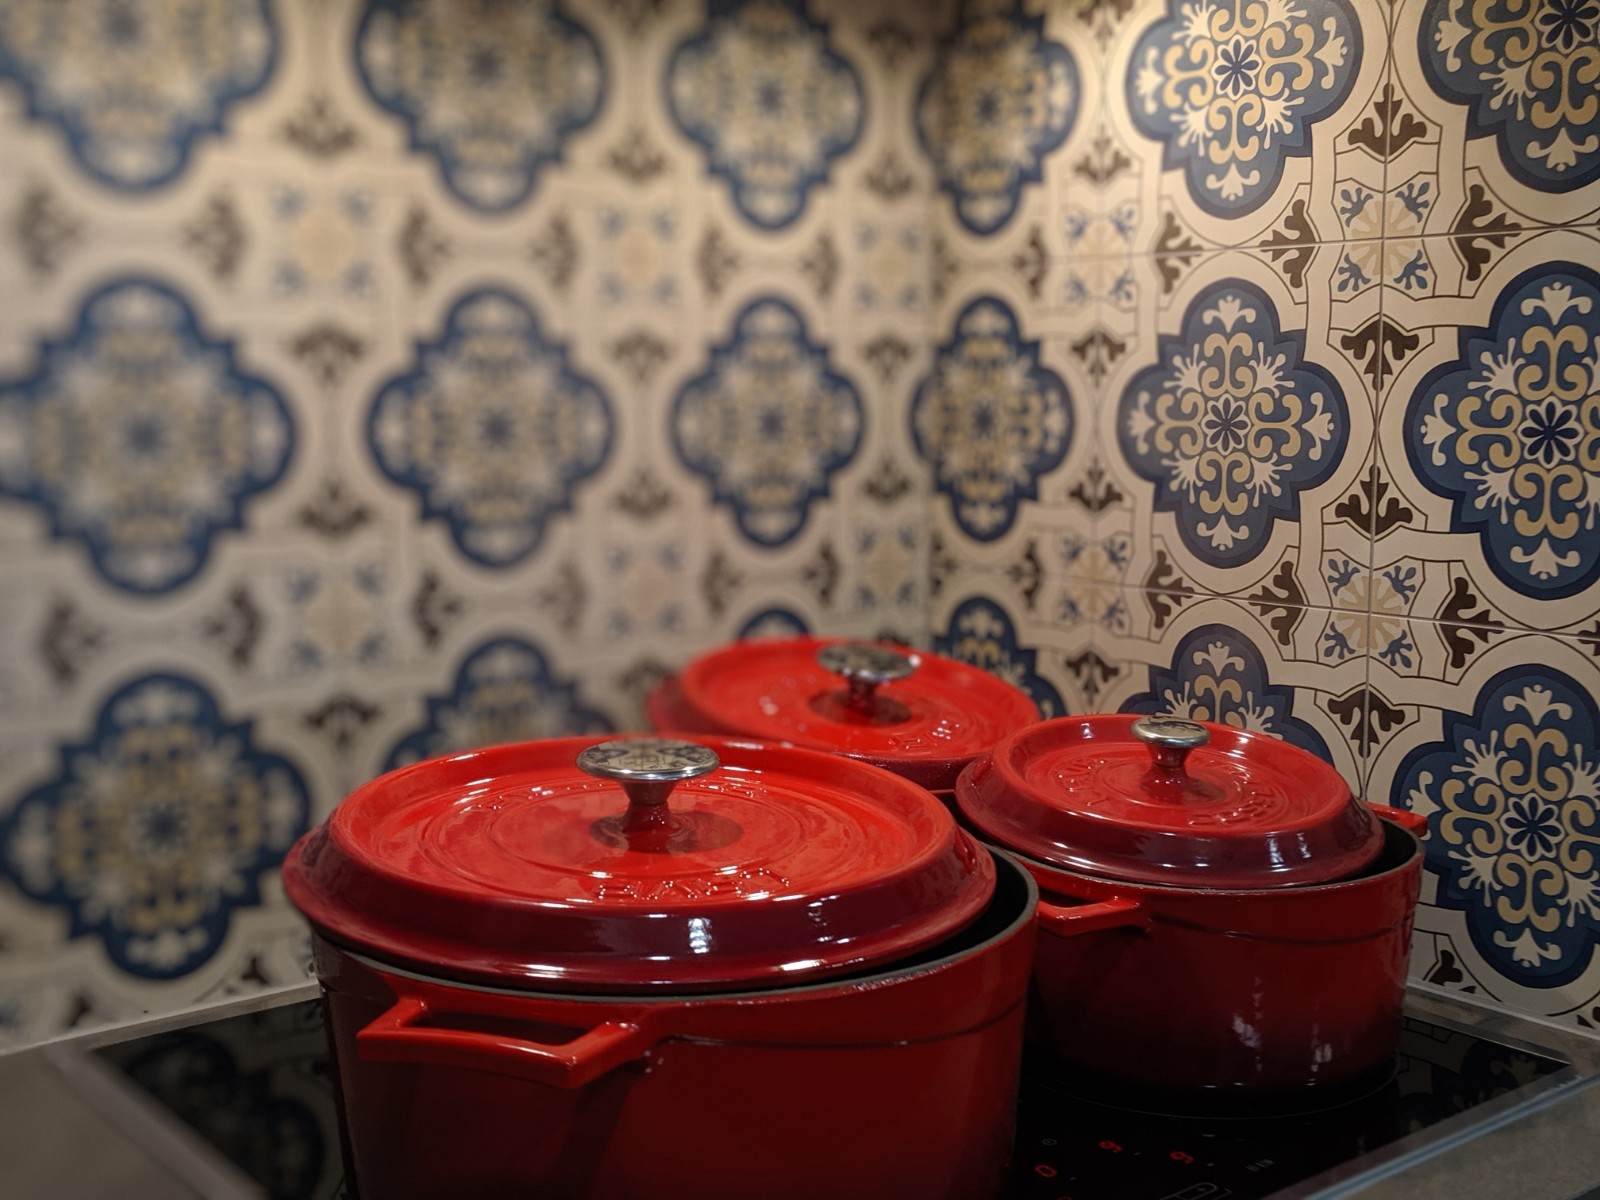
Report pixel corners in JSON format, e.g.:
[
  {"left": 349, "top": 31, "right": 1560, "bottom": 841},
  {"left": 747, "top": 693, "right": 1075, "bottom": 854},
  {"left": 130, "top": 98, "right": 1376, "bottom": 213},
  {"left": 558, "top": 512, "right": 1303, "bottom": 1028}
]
[{"left": 93, "top": 998, "right": 1573, "bottom": 1200}]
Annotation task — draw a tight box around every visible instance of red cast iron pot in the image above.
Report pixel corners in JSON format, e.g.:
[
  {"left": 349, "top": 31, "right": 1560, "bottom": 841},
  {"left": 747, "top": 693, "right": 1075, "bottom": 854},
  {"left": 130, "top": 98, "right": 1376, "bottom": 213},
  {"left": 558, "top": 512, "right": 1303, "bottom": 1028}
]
[
  {"left": 646, "top": 636, "right": 1042, "bottom": 801},
  {"left": 956, "top": 714, "right": 1428, "bottom": 1100},
  {"left": 286, "top": 735, "right": 1034, "bottom": 1200}
]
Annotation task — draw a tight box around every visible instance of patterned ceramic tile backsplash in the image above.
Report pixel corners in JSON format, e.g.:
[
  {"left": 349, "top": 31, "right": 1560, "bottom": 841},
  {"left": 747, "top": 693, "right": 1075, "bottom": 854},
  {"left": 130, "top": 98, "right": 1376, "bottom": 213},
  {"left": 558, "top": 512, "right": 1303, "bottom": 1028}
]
[
  {"left": 922, "top": 0, "right": 1600, "bottom": 1039},
  {"left": 0, "top": 0, "right": 1596, "bottom": 1049}
]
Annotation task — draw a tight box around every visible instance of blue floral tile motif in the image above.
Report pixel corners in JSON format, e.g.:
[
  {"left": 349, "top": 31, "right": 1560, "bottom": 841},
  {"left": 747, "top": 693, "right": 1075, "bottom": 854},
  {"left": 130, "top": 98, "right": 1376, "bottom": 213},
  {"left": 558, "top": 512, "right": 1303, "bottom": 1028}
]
[
  {"left": 1127, "top": 0, "right": 1361, "bottom": 216},
  {"left": 356, "top": 0, "right": 604, "bottom": 212},
  {"left": 0, "top": 279, "right": 293, "bottom": 594},
  {"left": 737, "top": 607, "right": 810, "bottom": 639},
  {"left": 0, "top": 674, "right": 310, "bottom": 979},
  {"left": 1333, "top": 178, "right": 1438, "bottom": 297},
  {"left": 0, "top": 0, "right": 275, "bottom": 190},
  {"left": 672, "top": 296, "right": 862, "bottom": 547},
  {"left": 913, "top": 296, "right": 1073, "bottom": 542},
  {"left": 267, "top": 187, "right": 377, "bottom": 299},
  {"left": 1119, "top": 281, "right": 1349, "bottom": 567},
  {"left": 1406, "top": 265, "right": 1600, "bottom": 599},
  {"left": 1397, "top": 667, "right": 1600, "bottom": 986},
  {"left": 1320, "top": 558, "right": 1422, "bottom": 669},
  {"left": 369, "top": 289, "right": 612, "bottom": 567},
  {"left": 666, "top": 0, "right": 863, "bottom": 230},
  {"left": 1122, "top": 623, "right": 1333, "bottom": 761},
  {"left": 386, "top": 636, "right": 614, "bottom": 769},
  {"left": 934, "top": 595, "right": 1062, "bottom": 718},
  {"left": 916, "top": 0, "right": 1079, "bottom": 236},
  {"left": 1420, "top": 0, "right": 1600, "bottom": 191}
]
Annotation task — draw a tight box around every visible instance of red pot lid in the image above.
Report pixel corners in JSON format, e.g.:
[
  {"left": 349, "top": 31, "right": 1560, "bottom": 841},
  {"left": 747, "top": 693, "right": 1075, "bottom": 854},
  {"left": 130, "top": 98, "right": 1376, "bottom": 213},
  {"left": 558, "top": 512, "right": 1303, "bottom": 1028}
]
[
  {"left": 956, "top": 714, "right": 1381, "bottom": 889},
  {"left": 671, "top": 637, "right": 1041, "bottom": 790},
  {"left": 284, "top": 735, "right": 994, "bottom": 992}
]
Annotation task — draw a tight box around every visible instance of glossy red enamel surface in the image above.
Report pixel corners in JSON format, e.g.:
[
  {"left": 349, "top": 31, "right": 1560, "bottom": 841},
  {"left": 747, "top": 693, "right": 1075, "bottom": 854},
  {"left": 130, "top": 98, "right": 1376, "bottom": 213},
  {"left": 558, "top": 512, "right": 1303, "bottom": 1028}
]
[
  {"left": 1022, "top": 820, "right": 1424, "bottom": 1096},
  {"left": 313, "top": 851, "right": 1036, "bottom": 1200},
  {"left": 671, "top": 637, "right": 1040, "bottom": 789},
  {"left": 958, "top": 714, "right": 1381, "bottom": 888},
  {"left": 284, "top": 735, "right": 994, "bottom": 992}
]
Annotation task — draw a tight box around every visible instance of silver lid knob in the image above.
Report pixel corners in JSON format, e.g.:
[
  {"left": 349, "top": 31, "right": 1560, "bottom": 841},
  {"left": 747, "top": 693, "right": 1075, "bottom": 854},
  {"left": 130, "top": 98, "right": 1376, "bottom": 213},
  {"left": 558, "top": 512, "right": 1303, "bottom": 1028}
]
[
  {"left": 577, "top": 738, "right": 720, "bottom": 782},
  {"left": 816, "top": 642, "right": 917, "bottom": 685},
  {"left": 577, "top": 738, "right": 719, "bottom": 832},
  {"left": 1131, "top": 716, "right": 1209, "bottom": 774},
  {"left": 817, "top": 642, "right": 916, "bottom": 717}
]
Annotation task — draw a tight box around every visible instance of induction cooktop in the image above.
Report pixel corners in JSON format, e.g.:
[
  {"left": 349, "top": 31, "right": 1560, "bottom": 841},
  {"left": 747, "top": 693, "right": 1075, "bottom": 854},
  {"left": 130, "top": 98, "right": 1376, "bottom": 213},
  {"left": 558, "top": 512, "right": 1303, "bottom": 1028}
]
[{"left": 74, "top": 988, "right": 1595, "bottom": 1200}]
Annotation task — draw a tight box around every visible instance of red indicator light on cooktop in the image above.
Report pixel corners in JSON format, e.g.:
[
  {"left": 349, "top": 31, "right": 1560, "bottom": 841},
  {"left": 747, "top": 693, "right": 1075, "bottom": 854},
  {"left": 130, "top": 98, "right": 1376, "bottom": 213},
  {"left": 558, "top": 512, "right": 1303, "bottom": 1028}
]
[
  {"left": 1098, "top": 1139, "right": 1123, "bottom": 1153},
  {"left": 1170, "top": 1150, "right": 1195, "bottom": 1163},
  {"left": 1033, "top": 1163, "right": 1058, "bottom": 1178}
]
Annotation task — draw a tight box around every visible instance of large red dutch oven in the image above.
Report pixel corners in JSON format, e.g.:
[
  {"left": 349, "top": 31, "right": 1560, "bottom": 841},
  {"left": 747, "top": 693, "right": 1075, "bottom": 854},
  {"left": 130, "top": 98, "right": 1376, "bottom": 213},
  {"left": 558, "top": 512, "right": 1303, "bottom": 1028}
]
[
  {"left": 956, "top": 714, "right": 1428, "bottom": 1102},
  {"left": 646, "top": 636, "right": 1041, "bottom": 800},
  {"left": 284, "top": 735, "right": 1037, "bottom": 1200}
]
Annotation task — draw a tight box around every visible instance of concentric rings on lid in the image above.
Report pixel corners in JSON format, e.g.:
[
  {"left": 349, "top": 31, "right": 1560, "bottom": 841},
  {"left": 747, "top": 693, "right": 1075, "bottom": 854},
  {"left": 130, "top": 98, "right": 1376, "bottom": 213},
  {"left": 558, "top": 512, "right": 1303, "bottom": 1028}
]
[
  {"left": 285, "top": 735, "right": 995, "bottom": 992},
  {"left": 955, "top": 714, "right": 1381, "bottom": 889}
]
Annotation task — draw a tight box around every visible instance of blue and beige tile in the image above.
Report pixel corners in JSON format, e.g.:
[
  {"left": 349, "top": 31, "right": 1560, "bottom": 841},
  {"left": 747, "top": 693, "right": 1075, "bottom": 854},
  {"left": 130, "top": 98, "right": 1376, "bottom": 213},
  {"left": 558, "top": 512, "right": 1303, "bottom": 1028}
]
[
  {"left": 919, "top": 279, "right": 1094, "bottom": 573},
  {"left": 667, "top": 0, "right": 865, "bottom": 235},
  {"left": 1, "top": 0, "right": 1596, "bottom": 1049},
  {"left": 930, "top": 568, "right": 1085, "bottom": 718},
  {"left": 1095, "top": 248, "right": 1378, "bottom": 605},
  {"left": 1390, "top": 0, "right": 1600, "bottom": 233},
  {"left": 922, "top": 0, "right": 1092, "bottom": 268},
  {"left": 1100, "top": 0, "right": 1394, "bottom": 252},
  {"left": 0, "top": 663, "right": 337, "bottom": 1015},
  {"left": 1367, "top": 634, "right": 1600, "bottom": 1025},
  {"left": 1098, "top": 592, "right": 1373, "bottom": 794},
  {"left": 0, "top": 0, "right": 282, "bottom": 195},
  {"left": 1375, "top": 226, "right": 1600, "bottom": 634}
]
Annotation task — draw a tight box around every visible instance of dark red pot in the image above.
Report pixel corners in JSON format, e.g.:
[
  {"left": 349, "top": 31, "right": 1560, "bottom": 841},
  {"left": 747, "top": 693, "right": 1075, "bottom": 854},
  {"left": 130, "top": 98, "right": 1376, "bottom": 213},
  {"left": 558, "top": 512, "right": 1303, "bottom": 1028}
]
[
  {"left": 957, "top": 715, "right": 1428, "bottom": 1098},
  {"left": 312, "top": 851, "right": 1036, "bottom": 1200},
  {"left": 1022, "top": 819, "right": 1424, "bottom": 1098}
]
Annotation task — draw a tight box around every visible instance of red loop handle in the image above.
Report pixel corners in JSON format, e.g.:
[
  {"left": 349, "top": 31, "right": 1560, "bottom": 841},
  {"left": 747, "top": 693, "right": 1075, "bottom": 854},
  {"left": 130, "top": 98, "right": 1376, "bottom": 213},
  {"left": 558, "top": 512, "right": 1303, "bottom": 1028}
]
[
  {"left": 1034, "top": 895, "right": 1146, "bottom": 935},
  {"left": 1371, "top": 803, "right": 1429, "bottom": 838},
  {"left": 357, "top": 995, "right": 660, "bottom": 1089}
]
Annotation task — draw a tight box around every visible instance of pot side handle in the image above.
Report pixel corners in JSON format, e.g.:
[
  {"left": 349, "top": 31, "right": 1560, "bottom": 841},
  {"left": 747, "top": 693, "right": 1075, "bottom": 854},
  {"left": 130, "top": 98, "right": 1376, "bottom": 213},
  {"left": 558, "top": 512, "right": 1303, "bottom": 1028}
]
[
  {"left": 357, "top": 995, "right": 659, "bottom": 1089},
  {"left": 1370, "top": 803, "right": 1429, "bottom": 838},
  {"left": 1034, "top": 895, "right": 1146, "bottom": 935}
]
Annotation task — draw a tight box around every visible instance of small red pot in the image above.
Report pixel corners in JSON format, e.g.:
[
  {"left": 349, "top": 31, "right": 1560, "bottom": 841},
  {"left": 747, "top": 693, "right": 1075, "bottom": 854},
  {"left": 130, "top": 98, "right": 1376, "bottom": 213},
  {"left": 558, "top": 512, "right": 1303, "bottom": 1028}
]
[
  {"left": 287, "top": 735, "right": 1033, "bottom": 1199},
  {"left": 647, "top": 636, "right": 1041, "bottom": 793},
  {"left": 957, "top": 714, "right": 1428, "bottom": 1099}
]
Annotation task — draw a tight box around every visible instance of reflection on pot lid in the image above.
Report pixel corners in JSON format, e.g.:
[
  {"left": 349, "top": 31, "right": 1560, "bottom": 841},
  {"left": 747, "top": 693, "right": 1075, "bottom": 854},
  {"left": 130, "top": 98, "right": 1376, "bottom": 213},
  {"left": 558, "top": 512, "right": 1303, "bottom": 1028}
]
[
  {"left": 956, "top": 714, "right": 1381, "bottom": 889},
  {"left": 285, "top": 735, "right": 994, "bottom": 992}
]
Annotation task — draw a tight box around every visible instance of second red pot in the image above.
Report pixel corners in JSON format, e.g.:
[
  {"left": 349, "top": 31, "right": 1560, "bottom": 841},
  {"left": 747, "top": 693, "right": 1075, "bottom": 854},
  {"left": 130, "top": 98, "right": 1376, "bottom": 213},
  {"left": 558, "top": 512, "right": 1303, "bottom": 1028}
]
[
  {"left": 1022, "top": 820, "right": 1424, "bottom": 1098},
  {"left": 957, "top": 714, "right": 1428, "bottom": 1099}
]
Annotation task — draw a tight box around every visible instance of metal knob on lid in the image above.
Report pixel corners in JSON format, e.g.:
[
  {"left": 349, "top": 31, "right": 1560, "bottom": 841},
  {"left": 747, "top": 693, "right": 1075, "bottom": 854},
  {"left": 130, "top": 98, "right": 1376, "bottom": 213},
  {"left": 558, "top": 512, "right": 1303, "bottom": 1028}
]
[
  {"left": 577, "top": 738, "right": 719, "bottom": 835},
  {"left": 1130, "top": 715, "right": 1222, "bottom": 804},
  {"left": 956, "top": 713, "right": 1384, "bottom": 889},
  {"left": 1131, "top": 716, "right": 1209, "bottom": 771},
  {"left": 816, "top": 642, "right": 917, "bottom": 718}
]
